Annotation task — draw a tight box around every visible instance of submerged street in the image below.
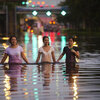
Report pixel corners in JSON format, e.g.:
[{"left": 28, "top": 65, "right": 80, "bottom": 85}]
[{"left": 0, "top": 32, "right": 100, "bottom": 100}]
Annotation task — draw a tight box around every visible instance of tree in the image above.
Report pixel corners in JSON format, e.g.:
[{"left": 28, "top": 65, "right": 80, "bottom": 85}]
[
  {"left": 58, "top": 0, "right": 100, "bottom": 31},
  {"left": 0, "top": 0, "right": 27, "bottom": 35}
]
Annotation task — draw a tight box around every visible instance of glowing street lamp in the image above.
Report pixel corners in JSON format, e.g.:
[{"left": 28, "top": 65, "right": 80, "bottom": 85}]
[
  {"left": 22, "top": 1, "right": 26, "bottom": 5},
  {"left": 32, "top": 2, "right": 35, "bottom": 5},
  {"left": 46, "top": 11, "right": 52, "bottom": 16},
  {"left": 41, "top": 1, "right": 45, "bottom": 5},
  {"left": 26, "top": 2, "right": 29, "bottom": 5},
  {"left": 28, "top": 0, "right": 32, "bottom": 3},
  {"left": 37, "top": 1, "right": 40, "bottom": 5},
  {"left": 32, "top": 11, "right": 38, "bottom": 16},
  {"left": 32, "top": 5, "right": 35, "bottom": 7},
  {"left": 61, "top": 10, "right": 66, "bottom": 16}
]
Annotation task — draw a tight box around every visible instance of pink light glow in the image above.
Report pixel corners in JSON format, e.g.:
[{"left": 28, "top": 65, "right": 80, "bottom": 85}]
[{"left": 32, "top": 2, "right": 35, "bottom": 5}]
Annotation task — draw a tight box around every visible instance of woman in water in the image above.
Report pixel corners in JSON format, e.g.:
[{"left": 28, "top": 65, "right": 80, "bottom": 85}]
[
  {"left": 36, "top": 36, "right": 56, "bottom": 74},
  {"left": 1, "top": 35, "right": 29, "bottom": 71},
  {"left": 57, "top": 37, "right": 80, "bottom": 71}
]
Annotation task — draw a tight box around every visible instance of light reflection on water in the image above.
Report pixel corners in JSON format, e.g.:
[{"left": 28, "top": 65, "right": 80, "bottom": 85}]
[
  {"left": 0, "top": 32, "right": 100, "bottom": 100},
  {"left": 32, "top": 34, "right": 38, "bottom": 61},
  {"left": 4, "top": 74, "right": 11, "bottom": 100}
]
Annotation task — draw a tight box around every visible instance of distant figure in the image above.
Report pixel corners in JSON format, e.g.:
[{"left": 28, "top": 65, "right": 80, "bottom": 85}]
[
  {"left": 1, "top": 35, "right": 29, "bottom": 71},
  {"left": 57, "top": 37, "right": 80, "bottom": 71},
  {"left": 36, "top": 36, "right": 56, "bottom": 74}
]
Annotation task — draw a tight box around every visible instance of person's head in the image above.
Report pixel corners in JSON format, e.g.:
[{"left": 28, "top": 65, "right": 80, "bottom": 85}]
[
  {"left": 9, "top": 35, "right": 17, "bottom": 46},
  {"left": 43, "top": 36, "right": 49, "bottom": 46},
  {"left": 68, "top": 37, "right": 74, "bottom": 46}
]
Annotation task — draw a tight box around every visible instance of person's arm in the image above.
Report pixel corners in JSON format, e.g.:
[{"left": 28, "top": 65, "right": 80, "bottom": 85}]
[
  {"left": 51, "top": 51, "right": 56, "bottom": 62},
  {"left": 57, "top": 53, "right": 64, "bottom": 62},
  {"left": 36, "top": 52, "right": 41, "bottom": 63},
  {"left": 21, "top": 52, "right": 29, "bottom": 63},
  {"left": 1, "top": 53, "right": 8, "bottom": 63},
  {"left": 71, "top": 49, "right": 80, "bottom": 58},
  {"left": 57, "top": 47, "right": 66, "bottom": 62}
]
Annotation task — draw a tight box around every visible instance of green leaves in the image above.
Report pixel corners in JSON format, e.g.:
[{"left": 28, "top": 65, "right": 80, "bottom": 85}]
[{"left": 58, "top": 0, "right": 100, "bottom": 31}]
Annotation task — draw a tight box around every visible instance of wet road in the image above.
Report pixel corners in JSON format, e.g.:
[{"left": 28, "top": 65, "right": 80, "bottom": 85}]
[{"left": 0, "top": 32, "right": 100, "bottom": 100}]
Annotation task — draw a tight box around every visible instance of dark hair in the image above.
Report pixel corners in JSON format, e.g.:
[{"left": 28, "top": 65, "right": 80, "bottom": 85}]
[
  {"left": 43, "top": 36, "right": 50, "bottom": 45},
  {"left": 68, "top": 37, "right": 75, "bottom": 42},
  {"left": 43, "top": 36, "right": 49, "bottom": 42},
  {"left": 9, "top": 35, "right": 17, "bottom": 44}
]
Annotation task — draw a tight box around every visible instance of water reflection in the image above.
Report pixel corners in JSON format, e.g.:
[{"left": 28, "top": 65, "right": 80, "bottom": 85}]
[
  {"left": 61, "top": 36, "right": 66, "bottom": 60},
  {"left": 3, "top": 63, "right": 29, "bottom": 100},
  {"left": 3, "top": 74, "right": 11, "bottom": 100},
  {"left": 3, "top": 70, "right": 20, "bottom": 100},
  {"left": 32, "top": 66, "right": 39, "bottom": 100},
  {"left": 38, "top": 35, "right": 43, "bottom": 48},
  {"left": 37, "top": 63, "right": 55, "bottom": 87},
  {"left": 24, "top": 32, "right": 29, "bottom": 57},
  {"left": 2, "top": 43, "right": 9, "bottom": 49},
  {"left": 32, "top": 34, "right": 38, "bottom": 61},
  {"left": 50, "top": 32, "right": 55, "bottom": 45},
  {"left": 63, "top": 64, "right": 79, "bottom": 100},
  {"left": 72, "top": 75, "right": 78, "bottom": 100},
  {"left": 0, "top": 33, "right": 100, "bottom": 100},
  {"left": 43, "top": 65, "right": 54, "bottom": 87},
  {"left": 61, "top": 36, "right": 66, "bottom": 52},
  {"left": 21, "top": 69, "right": 29, "bottom": 99}
]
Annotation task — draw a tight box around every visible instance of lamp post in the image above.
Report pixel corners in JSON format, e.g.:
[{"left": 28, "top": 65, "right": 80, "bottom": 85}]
[{"left": 6, "top": 6, "right": 8, "bottom": 37}]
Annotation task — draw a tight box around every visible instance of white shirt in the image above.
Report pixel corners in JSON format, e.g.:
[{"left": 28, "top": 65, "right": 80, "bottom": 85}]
[{"left": 39, "top": 46, "right": 54, "bottom": 62}]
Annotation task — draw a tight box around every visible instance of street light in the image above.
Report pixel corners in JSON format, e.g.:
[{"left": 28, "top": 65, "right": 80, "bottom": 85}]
[
  {"left": 49, "top": 21, "right": 55, "bottom": 24},
  {"left": 22, "top": 1, "right": 26, "bottom": 5},
  {"left": 46, "top": 11, "right": 52, "bottom": 16},
  {"left": 61, "top": 10, "right": 66, "bottom": 16},
  {"left": 32, "top": 11, "right": 38, "bottom": 16},
  {"left": 32, "top": 5, "right": 35, "bottom": 7},
  {"left": 26, "top": 2, "right": 29, "bottom": 5}
]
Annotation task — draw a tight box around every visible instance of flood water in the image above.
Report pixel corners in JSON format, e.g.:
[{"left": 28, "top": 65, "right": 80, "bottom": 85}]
[{"left": 0, "top": 32, "right": 100, "bottom": 100}]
